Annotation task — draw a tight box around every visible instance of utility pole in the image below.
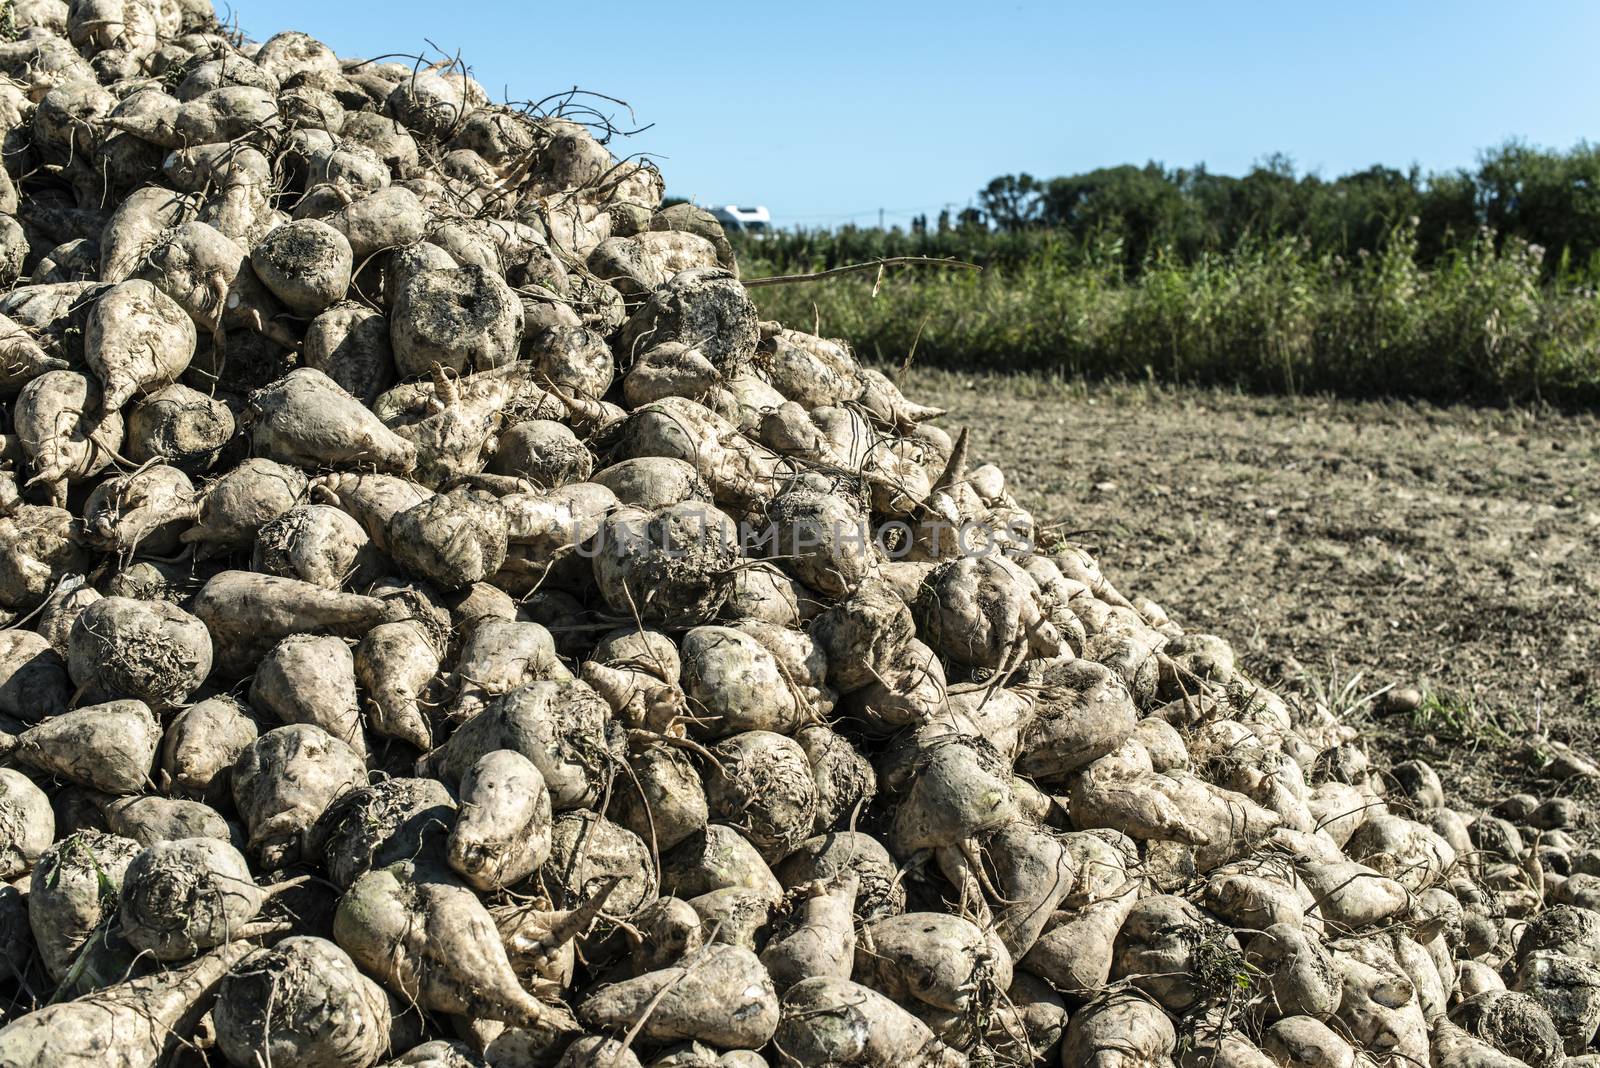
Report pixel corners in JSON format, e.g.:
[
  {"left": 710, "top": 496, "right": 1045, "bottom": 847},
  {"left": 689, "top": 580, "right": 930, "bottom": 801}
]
[{"left": 878, "top": 207, "right": 884, "bottom": 230}]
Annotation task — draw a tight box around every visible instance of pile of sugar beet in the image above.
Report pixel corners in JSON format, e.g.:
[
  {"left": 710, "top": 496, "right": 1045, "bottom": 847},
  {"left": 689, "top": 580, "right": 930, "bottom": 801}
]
[{"left": 4, "top": 4, "right": 1600, "bottom": 1068}]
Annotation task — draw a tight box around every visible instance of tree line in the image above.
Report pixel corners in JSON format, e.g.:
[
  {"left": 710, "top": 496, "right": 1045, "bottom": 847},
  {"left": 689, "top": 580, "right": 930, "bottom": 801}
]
[{"left": 887, "top": 141, "right": 1600, "bottom": 277}]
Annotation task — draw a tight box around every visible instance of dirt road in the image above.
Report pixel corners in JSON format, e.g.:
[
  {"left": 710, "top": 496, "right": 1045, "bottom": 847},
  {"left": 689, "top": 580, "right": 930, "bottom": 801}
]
[{"left": 910, "top": 369, "right": 1600, "bottom": 808}]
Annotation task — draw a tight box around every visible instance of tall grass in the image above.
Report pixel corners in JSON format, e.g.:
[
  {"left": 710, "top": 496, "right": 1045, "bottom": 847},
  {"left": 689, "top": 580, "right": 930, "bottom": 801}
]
[{"left": 739, "top": 226, "right": 1600, "bottom": 405}]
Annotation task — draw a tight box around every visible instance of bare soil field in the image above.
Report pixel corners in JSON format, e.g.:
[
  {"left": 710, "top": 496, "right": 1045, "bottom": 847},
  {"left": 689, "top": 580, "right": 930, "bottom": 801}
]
[{"left": 910, "top": 369, "right": 1600, "bottom": 812}]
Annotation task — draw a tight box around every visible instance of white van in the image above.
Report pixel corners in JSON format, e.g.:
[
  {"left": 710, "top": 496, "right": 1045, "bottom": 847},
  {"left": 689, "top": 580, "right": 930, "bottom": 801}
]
[{"left": 708, "top": 205, "right": 772, "bottom": 234}]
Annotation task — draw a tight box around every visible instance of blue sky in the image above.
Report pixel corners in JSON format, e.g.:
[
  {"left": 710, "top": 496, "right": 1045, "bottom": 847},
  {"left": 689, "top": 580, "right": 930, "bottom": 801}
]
[{"left": 240, "top": 0, "right": 1600, "bottom": 229}]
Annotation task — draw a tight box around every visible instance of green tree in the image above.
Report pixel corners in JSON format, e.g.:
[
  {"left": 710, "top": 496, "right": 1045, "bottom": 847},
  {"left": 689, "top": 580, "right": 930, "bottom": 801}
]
[
  {"left": 1040, "top": 163, "right": 1201, "bottom": 266},
  {"left": 1305, "top": 165, "right": 1421, "bottom": 254},
  {"left": 979, "top": 174, "right": 1043, "bottom": 231},
  {"left": 1477, "top": 141, "right": 1600, "bottom": 271}
]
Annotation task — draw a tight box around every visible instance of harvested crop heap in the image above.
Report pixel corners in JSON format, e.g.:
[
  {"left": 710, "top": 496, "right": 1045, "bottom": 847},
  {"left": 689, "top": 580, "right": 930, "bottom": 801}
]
[{"left": 0, "top": 3, "right": 1596, "bottom": 1067}]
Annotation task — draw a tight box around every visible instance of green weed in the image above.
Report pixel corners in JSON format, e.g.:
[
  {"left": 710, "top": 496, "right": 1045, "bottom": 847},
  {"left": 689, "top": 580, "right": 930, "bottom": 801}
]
[
  {"left": 1412, "top": 690, "right": 1524, "bottom": 746},
  {"left": 1298, "top": 663, "right": 1392, "bottom": 727},
  {"left": 741, "top": 223, "right": 1600, "bottom": 407}
]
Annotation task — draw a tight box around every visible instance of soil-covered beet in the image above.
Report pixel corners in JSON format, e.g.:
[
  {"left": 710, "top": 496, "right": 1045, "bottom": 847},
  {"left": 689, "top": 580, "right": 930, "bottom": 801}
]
[
  {"left": 67, "top": 596, "right": 213, "bottom": 708},
  {"left": 390, "top": 264, "right": 523, "bottom": 377},
  {"left": 250, "top": 219, "right": 354, "bottom": 317}
]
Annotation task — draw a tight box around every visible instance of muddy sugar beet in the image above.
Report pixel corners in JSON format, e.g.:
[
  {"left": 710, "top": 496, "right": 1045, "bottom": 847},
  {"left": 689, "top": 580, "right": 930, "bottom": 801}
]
[{"left": 0, "top": 5, "right": 1595, "bottom": 1067}]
